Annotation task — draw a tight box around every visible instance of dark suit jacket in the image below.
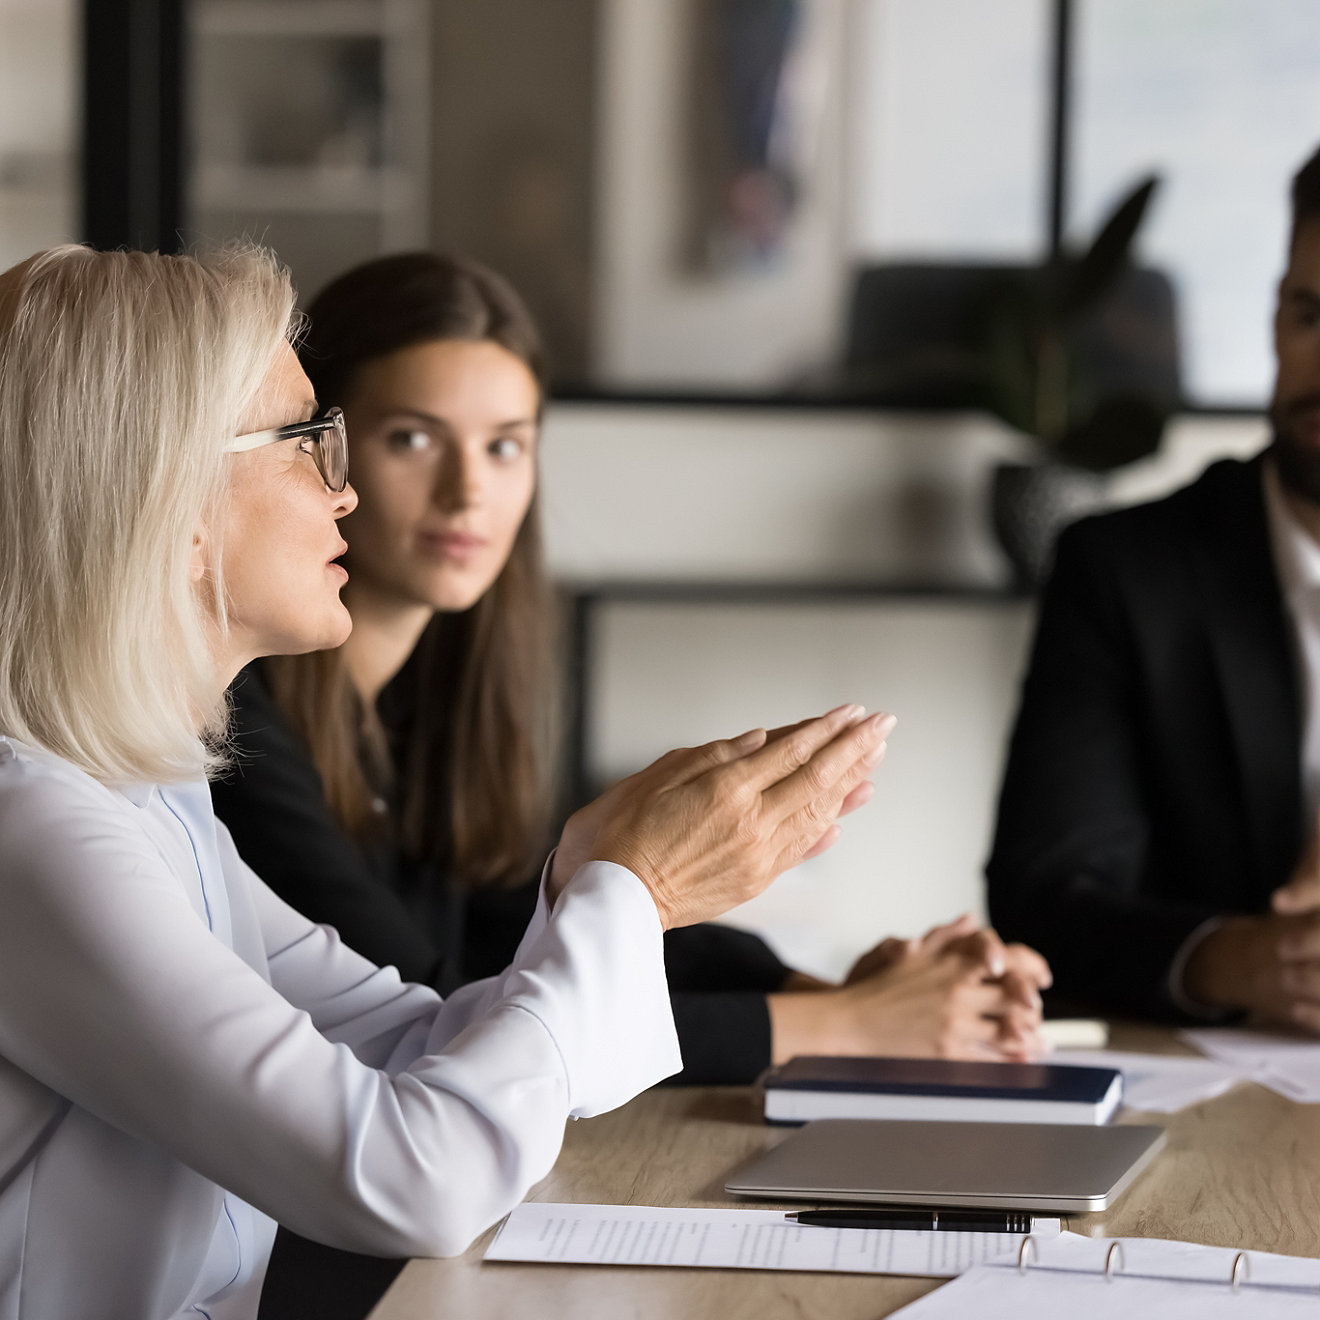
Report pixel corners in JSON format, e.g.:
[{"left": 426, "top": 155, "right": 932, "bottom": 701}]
[{"left": 987, "top": 455, "right": 1306, "bottom": 1019}]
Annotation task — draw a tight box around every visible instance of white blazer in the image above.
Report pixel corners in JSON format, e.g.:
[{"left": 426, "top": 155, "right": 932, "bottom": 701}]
[{"left": 0, "top": 737, "right": 681, "bottom": 1319}]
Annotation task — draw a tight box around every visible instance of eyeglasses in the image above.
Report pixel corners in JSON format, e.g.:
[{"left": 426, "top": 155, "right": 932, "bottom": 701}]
[{"left": 226, "top": 406, "right": 349, "bottom": 492}]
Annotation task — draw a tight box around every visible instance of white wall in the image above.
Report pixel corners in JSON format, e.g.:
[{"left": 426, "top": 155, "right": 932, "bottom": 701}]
[
  {"left": 540, "top": 404, "right": 1268, "bottom": 977},
  {"left": 1070, "top": 0, "right": 1320, "bottom": 404},
  {"left": 540, "top": 404, "right": 1267, "bottom": 585},
  {"left": 589, "top": 596, "right": 1035, "bottom": 977},
  {"left": 542, "top": 406, "right": 1032, "bottom": 587}
]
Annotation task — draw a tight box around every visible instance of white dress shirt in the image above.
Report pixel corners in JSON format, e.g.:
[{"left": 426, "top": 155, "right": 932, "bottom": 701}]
[
  {"left": 0, "top": 736, "right": 681, "bottom": 1320},
  {"left": 1168, "top": 460, "right": 1320, "bottom": 1013},
  {"left": 1264, "top": 458, "right": 1320, "bottom": 826}
]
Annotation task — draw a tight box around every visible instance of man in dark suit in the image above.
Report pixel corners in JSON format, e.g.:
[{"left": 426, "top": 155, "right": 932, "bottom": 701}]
[{"left": 987, "top": 142, "right": 1320, "bottom": 1027}]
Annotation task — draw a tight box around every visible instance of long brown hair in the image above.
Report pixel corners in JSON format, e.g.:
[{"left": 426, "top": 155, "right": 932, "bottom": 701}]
[{"left": 262, "top": 252, "right": 557, "bottom": 887}]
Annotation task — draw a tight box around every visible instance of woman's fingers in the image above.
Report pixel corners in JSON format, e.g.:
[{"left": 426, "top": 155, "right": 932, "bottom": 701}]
[
  {"left": 741, "top": 707, "right": 891, "bottom": 800},
  {"left": 991, "top": 1005, "right": 1048, "bottom": 1060},
  {"left": 992, "top": 1001, "right": 1044, "bottom": 1036},
  {"left": 975, "top": 980, "right": 1047, "bottom": 1061},
  {"left": 920, "top": 923, "right": 1051, "bottom": 997},
  {"left": 758, "top": 715, "right": 821, "bottom": 744},
  {"left": 935, "top": 917, "right": 981, "bottom": 951},
  {"left": 817, "top": 944, "right": 1052, "bottom": 1061},
  {"left": 836, "top": 777, "right": 876, "bottom": 819},
  {"left": 843, "top": 936, "right": 913, "bottom": 984},
  {"left": 634, "top": 727, "right": 770, "bottom": 791},
  {"left": 996, "top": 968, "right": 1045, "bottom": 1014},
  {"left": 558, "top": 702, "right": 895, "bottom": 930},
  {"left": 763, "top": 718, "right": 894, "bottom": 863},
  {"left": 917, "top": 913, "right": 979, "bottom": 954},
  {"left": 797, "top": 823, "right": 842, "bottom": 863},
  {"left": 932, "top": 927, "right": 1009, "bottom": 980},
  {"left": 952, "top": 974, "right": 1012, "bottom": 1018},
  {"left": 1000, "top": 942, "right": 1053, "bottom": 988},
  {"left": 941, "top": 1009, "right": 1003, "bottom": 1054}
]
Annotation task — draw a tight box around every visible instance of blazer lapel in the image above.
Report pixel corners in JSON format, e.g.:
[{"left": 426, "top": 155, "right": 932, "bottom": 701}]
[{"left": 1193, "top": 458, "right": 1303, "bottom": 903}]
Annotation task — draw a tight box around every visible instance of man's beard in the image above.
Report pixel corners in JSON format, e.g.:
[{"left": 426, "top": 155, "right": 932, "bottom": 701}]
[{"left": 1270, "top": 395, "right": 1320, "bottom": 507}]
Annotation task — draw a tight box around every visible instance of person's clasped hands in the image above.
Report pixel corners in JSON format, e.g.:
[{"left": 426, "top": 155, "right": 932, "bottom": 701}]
[
  {"left": 1185, "top": 807, "right": 1320, "bottom": 1029},
  {"left": 771, "top": 913, "right": 1051, "bottom": 1064},
  {"left": 839, "top": 914, "right": 1051, "bottom": 1060}
]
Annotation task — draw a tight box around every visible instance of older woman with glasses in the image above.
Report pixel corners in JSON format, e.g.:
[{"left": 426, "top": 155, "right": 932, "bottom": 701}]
[
  {"left": 226, "top": 404, "right": 350, "bottom": 489},
  {"left": 0, "top": 244, "right": 887, "bottom": 1320}
]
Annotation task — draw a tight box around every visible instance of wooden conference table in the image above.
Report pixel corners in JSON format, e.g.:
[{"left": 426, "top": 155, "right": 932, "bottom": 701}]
[{"left": 367, "top": 1024, "right": 1320, "bottom": 1319}]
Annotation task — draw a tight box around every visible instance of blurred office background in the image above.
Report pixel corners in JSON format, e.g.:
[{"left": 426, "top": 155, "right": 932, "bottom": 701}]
[{"left": 1, "top": 0, "right": 1313, "bottom": 975}]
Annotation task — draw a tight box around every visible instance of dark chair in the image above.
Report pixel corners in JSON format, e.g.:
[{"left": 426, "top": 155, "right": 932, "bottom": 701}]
[{"left": 839, "top": 261, "right": 1182, "bottom": 411}]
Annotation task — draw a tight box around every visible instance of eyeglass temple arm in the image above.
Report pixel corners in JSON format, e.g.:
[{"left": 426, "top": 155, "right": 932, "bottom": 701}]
[{"left": 225, "top": 430, "right": 282, "bottom": 454}]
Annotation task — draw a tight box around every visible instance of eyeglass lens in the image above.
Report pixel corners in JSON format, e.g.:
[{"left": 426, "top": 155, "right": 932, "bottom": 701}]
[{"left": 311, "top": 410, "right": 349, "bottom": 492}]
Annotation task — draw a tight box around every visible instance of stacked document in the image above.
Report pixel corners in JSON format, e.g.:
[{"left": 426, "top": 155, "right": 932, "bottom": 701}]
[
  {"left": 1183, "top": 1027, "right": 1320, "bottom": 1102},
  {"left": 1048, "top": 1049, "right": 1245, "bottom": 1113},
  {"left": 1058, "top": 1030, "right": 1320, "bottom": 1107}
]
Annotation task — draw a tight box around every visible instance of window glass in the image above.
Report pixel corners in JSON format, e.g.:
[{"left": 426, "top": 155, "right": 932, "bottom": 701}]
[
  {"left": 847, "top": 0, "right": 1050, "bottom": 260},
  {"left": 1072, "top": 0, "right": 1320, "bottom": 406}
]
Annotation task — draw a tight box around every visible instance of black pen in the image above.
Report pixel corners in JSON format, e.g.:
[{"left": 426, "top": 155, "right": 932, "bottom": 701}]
[{"left": 786, "top": 1208, "right": 1035, "bottom": 1233}]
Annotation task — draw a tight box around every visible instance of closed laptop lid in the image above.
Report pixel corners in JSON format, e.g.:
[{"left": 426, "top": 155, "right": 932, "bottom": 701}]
[{"left": 725, "top": 1119, "right": 1166, "bottom": 1212}]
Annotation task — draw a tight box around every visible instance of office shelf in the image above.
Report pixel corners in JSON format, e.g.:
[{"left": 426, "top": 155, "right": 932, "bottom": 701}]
[
  {"left": 185, "top": 0, "right": 429, "bottom": 292},
  {"left": 193, "top": 164, "right": 419, "bottom": 215},
  {"left": 193, "top": 1, "right": 404, "bottom": 39}
]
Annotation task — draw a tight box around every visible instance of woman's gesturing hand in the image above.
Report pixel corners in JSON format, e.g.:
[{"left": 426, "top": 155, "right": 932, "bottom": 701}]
[{"left": 550, "top": 705, "right": 894, "bottom": 929}]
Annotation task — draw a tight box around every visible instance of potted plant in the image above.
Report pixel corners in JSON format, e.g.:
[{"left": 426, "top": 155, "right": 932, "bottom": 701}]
[{"left": 982, "top": 174, "right": 1182, "bottom": 585}]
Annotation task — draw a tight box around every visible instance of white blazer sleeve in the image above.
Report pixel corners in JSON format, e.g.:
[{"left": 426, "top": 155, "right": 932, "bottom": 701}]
[{"left": 0, "top": 780, "right": 680, "bottom": 1260}]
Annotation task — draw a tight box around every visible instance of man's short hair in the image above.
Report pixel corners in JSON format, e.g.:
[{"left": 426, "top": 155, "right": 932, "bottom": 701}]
[{"left": 1292, "top": 144, "right": 1320, "bottom": 244}]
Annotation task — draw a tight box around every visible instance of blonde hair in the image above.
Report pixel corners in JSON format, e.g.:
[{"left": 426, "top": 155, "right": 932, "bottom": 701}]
[{"left": 0, "top": 244, "right": 295, "bottom": 785}]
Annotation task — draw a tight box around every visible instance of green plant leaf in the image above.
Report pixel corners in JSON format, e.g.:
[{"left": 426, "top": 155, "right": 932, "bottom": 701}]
[
  {"left": 1058, "top": 174, "right": 1160, "bottom": 319},
  {"left": 1054, "top": 392, "right": 1168, "bottom": 471}
]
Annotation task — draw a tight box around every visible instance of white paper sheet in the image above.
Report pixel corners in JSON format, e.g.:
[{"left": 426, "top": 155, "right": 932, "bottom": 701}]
[
  {"left": 1048, "top": 1049, "right": 1247, "bottom": 1112},
  {"left": 890, "top": 1231, "right": 1320, "bottom": 1318},
  {"left": 1183, "top": 1027, "right": 1320, "bottom": 1102},
  {"left": 484, "top": 1203, "right": 1060, "bottom": 1276}
]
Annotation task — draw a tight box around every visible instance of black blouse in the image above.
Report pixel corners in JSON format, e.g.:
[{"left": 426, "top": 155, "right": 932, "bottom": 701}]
[
  {"left": 213, "top": 662, "right": 794, "bottom": 1318},
  {"left": 210, "top": 663, "right": 792, "bottom": 1086}
]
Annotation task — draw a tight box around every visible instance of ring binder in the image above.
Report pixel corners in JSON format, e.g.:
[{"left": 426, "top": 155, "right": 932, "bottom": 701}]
[
  {"left": 1231, "top": 1251, "right": 1250, "bottom": 1291},
  {"left": 895, "top": 1235, "right": 1320, "bottom": 1316},
  {"left": 1007, "top": 1237, "right": 1318, "bottom": 1304},
  {"left": 1017, "top": 1236, "right": 1038, "bottom": 1275}
]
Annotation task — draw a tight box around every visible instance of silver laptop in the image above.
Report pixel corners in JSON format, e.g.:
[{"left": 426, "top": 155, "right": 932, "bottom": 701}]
[{"left": 725, "top": 1119, "right": 1166, "bottom": 1212}]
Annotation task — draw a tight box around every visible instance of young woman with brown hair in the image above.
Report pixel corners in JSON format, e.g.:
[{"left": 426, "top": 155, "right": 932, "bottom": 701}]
[
  {"left": 210, "top": 250, "right": 1047, "bottom": 1316},
  {"left": 212, "top": 251, "right": 1049, "bottom": 1091}
]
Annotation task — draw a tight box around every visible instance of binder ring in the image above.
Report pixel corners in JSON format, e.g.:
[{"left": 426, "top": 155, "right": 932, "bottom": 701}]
[
  {"left": 1017, "top": 1236, "right": 1038, "bottom": 1275},
  {"left": 1231, "top": 1251, "right": 1250, "bottom": 1292},
  {"left": 1104, "top": 1241, "right": 1126, "bottom": 1279}
]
